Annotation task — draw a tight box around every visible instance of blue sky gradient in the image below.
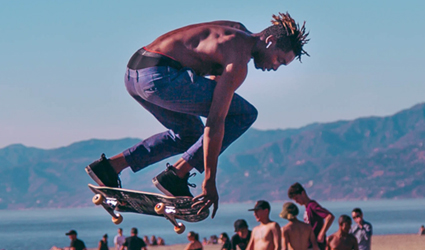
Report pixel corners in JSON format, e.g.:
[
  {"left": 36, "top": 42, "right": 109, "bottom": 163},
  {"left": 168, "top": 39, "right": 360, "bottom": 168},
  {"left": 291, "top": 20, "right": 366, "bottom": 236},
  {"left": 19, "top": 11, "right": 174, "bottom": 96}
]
[{"left": 1, "top": 0, "right": 424, "bottom": 148}]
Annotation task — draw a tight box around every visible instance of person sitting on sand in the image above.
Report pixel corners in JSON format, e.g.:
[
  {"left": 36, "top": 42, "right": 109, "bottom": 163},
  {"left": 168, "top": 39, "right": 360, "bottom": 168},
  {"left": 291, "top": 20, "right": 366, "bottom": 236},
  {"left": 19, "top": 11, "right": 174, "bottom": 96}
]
[
  {"left": 157, "top": 237, "right": 165, "bottom": 245},
  {"left": 246, "top": 200, "right": 281, "bottom": 250},
  {"left": 280, "top": 202, "right": 319, "bottom": 250},
  {"left": 143, "top": 236, "right": 150, "bottom": 246},
  {"left": 150, "top": 236, "right": 158, "bottom": 246},
  {"left": 185, "top": 231, "right": 203, "bottom": 250},
  {"left": 326, "top": 215, "right": 358, "bottom": 250}
]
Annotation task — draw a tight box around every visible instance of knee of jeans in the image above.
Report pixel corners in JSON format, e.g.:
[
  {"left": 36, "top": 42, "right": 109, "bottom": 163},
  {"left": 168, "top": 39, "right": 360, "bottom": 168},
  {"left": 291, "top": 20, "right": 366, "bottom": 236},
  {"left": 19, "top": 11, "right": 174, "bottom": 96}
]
[
  {"left": 178, "top": 128, "right": 203, "bottom": 146},
  {"left": 245, "top": 106, "right": 258, "bottom": 126}
]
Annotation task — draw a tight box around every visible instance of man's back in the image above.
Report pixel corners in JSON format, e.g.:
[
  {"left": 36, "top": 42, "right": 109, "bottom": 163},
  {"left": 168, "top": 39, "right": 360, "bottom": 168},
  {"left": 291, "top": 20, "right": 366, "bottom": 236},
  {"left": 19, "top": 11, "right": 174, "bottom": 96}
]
[
  {"left": 282, "top": 220, "right": 314, "bottom": 250},
  {"left": 145, "top": 22, "right": 254, "bottom": 76},
  {"left": 123, "top": 236, "right": 146, "bottom": 250}
]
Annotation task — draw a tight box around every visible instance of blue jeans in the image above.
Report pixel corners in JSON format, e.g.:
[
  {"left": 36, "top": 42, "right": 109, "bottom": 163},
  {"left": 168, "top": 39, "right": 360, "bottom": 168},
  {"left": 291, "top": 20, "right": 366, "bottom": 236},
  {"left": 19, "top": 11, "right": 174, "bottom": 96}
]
[{"left": 122, "top": 66, "right": 258, "bottom": 173}]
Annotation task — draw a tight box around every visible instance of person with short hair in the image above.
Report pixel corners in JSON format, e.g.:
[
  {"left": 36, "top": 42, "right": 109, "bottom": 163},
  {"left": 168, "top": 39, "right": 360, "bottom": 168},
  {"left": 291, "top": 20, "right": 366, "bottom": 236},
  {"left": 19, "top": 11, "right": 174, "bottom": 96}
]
[
  {"left": 288, "top": 182, "right": 334, "bottom": 250},
  {"left": 231, "top": 219, "right": 252, "bottom": 250},
  {"left": 326, "top": 215, "right": 358, "bottom": 250},
  {"left": 280, "top": 202, "right": 319, "bottom": 250},
  {"left": 120, "top": 228, "right": 147, "bottom": 250},
  {"left": 65, "top": 230, "right": 87, "bottom": 250},
  {"left": 85, "top": 12, "right": 310, "bottom": 218},
  {"left": 349, "top": 208, "right": 372, "bottom": 250},
  {"left": 114, "top": 228, "right": 126, "bottom": 250},
  {"left": 246, "top": 200, "right": 281, "bottom": 250}
]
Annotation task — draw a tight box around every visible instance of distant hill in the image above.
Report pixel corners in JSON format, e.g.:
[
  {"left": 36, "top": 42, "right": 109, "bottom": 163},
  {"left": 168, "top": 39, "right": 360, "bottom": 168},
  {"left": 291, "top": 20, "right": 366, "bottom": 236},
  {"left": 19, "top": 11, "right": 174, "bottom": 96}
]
[{"left": 0, "top": 103, "right": 424, "bottom": 209}]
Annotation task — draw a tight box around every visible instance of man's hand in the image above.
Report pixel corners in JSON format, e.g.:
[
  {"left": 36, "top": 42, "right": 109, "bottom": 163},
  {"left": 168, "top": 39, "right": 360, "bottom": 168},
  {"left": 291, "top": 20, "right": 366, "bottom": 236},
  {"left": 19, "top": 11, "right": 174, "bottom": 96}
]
[
  {"left": 317, "top": 232, "right": 325, "bottom": 243},
  {"left": 192, "top": 178, "right": 219, "bottom": 218}
]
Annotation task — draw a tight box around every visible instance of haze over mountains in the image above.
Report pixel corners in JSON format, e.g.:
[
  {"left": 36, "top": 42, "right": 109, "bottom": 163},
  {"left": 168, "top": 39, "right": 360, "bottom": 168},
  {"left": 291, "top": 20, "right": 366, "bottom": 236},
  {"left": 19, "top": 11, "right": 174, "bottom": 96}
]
[{"left": 1, "top": 103, "right": 424, "bottom": 209}]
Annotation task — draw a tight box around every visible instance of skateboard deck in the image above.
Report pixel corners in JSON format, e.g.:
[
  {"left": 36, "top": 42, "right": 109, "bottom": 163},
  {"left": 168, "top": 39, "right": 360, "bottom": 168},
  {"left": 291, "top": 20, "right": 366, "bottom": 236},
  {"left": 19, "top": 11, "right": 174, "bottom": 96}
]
[{"left": 88, "top": 184, "right": 209, "bottom": 233}]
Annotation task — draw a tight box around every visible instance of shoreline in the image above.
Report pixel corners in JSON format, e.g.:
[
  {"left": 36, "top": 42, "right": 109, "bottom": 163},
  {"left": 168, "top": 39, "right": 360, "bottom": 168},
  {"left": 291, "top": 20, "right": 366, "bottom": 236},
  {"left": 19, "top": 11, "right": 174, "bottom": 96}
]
[{"left": 68, "top": 234, "right": 425, "bottom": 250}]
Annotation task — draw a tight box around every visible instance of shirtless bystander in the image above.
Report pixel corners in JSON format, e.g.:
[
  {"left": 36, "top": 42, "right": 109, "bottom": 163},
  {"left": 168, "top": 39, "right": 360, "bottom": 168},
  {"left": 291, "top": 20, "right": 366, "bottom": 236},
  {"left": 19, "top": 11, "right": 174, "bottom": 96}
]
[
  {"left": 246, "top": 200, "right": 281, "bottom": 250},
  {"left": 326, "top": 215, "right": 358, "bottom": 250},
  {"left": 280, "top": 202, "right": 319, "bottom": 250}
]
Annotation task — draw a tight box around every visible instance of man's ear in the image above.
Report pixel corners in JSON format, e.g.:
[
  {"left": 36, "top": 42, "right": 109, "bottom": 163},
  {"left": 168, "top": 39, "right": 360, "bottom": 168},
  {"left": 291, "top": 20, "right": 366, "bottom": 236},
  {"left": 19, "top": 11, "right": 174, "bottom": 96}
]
[{"left": 265, "top": 35, "right": 277, "bottom": 46}]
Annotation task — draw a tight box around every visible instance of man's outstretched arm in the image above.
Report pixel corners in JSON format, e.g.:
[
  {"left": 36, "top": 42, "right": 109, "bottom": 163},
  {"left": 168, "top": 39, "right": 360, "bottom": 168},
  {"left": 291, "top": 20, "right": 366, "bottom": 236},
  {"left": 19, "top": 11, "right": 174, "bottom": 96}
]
[{"left": 192, "top": 60, "right": 247, "bottom": 218}]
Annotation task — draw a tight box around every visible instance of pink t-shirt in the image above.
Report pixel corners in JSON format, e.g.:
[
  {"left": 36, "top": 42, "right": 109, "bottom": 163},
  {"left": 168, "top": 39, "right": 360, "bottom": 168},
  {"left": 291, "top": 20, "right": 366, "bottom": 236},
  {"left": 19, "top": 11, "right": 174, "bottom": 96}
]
[{"left": 303, "top": 200, "right": 331, "bottom": 238}]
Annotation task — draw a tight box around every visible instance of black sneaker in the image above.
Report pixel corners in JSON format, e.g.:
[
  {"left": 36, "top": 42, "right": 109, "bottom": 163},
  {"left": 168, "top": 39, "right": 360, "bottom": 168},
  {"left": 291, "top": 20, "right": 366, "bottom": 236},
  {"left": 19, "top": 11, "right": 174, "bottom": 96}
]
[
  {"left": 152, "top": 163, "right": 196, "bottom": 197},
  {"left": 85, "top": 153, "right": 121, "bottom": 188}
]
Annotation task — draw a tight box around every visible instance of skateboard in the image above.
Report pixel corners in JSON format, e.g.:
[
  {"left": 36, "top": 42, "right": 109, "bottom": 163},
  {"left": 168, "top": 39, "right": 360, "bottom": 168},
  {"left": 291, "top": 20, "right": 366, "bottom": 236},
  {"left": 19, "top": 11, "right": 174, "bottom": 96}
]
[{"left": 88, "top": 184, "right": 209, "bottom": 234}]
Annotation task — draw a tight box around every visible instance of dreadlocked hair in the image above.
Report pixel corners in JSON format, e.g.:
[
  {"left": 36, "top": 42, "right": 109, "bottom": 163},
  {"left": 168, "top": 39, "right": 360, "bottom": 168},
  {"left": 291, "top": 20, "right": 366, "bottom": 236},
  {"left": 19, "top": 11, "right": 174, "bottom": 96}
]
[{"left": 262, "top": 12, "right": 310, "bottom": 62}]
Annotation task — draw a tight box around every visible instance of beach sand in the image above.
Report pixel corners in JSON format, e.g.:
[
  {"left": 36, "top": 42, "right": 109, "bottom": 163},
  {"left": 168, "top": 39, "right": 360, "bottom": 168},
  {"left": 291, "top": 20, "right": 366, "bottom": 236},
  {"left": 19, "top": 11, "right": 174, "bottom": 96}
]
[{"left": 74, "top": 234, "right": 425, "bottom": 250}]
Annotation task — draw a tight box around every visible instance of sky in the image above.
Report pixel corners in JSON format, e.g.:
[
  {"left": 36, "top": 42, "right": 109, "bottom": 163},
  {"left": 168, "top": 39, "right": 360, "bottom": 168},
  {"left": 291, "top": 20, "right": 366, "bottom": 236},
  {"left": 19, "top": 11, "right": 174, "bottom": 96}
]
[{"left": 1, "top": 0, "right": 424, "bottom": 149}]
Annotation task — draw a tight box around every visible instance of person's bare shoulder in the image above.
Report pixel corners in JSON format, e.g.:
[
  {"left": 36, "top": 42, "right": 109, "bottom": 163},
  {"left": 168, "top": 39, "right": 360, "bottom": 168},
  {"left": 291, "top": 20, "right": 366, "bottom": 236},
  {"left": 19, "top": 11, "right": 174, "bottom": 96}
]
[{"left": 327, "top": 233, "right": 336, "bottom": 242}]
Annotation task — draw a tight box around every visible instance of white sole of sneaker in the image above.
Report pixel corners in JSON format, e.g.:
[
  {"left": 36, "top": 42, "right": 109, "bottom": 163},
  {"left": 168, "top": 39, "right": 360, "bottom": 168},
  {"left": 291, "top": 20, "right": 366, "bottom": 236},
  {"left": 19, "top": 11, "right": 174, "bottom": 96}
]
[
  {"left": 152, "top": 177, "right": 174, "bottom": 196},
  {"left": 85, "top": 166, "right": 105, "bottom": 186}
]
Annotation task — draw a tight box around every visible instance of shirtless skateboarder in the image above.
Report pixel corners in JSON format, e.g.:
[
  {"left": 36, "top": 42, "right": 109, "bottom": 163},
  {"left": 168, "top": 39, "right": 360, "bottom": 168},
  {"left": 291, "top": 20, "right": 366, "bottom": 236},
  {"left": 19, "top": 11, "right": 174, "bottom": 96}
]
[{"left": 85, "top": 13, "right": 309, "bottom": 218}]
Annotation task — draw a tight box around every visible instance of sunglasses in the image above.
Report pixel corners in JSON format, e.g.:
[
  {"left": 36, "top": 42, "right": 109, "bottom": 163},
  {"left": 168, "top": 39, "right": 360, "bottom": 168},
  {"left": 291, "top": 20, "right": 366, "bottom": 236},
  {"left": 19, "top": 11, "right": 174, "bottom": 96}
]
[{"left": 352, "top": 214, "right": 361, "bottom": 219}]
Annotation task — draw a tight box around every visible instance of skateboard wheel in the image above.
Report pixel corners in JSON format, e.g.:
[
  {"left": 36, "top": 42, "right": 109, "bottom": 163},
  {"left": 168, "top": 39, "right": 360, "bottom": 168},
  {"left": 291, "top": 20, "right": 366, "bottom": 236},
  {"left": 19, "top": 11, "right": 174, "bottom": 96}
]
[
  {"left": 154, "top": 203, "right": 166, "bottom": 215},
  {"left": 112, "top": 213, "right": 123, "bottom": 225},
  {"left": 92, "top": 194, "right": 104, "bottom": 205},
  {"left": 174, "top": 222, "right": 185, "bottom": 234}
]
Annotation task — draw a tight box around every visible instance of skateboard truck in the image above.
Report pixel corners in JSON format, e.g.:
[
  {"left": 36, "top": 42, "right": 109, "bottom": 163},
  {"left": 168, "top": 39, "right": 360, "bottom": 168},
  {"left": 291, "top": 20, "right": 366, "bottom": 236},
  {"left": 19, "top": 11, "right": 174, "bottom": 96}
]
[
  {"left": 154, "top": 203, "right": 186, "bottom": 234},
  {"left": 92, "top": 194, "right": 123, "bottom": 224}
]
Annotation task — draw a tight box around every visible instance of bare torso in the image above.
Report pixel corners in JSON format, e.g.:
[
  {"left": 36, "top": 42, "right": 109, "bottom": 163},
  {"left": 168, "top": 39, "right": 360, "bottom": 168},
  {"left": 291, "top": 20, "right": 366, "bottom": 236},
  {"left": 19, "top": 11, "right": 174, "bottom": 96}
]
[
  {"left": 145, "top": 22, "right": 255, "bottom": 76},
  {"left": 282, "top": 220, "right": 315, "bottom": 250},
  {"left": 248, "top": 221, "right": 281, "bottom": 250},
  {"left": 327, "top": 232, "right": 358, "bottom": 250}
]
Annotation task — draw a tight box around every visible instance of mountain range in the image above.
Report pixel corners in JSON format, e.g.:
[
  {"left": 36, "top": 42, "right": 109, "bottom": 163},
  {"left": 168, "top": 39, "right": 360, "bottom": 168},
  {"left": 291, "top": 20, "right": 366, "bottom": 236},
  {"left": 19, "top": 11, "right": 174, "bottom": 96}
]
[{"left": 1, "top": 103, "right": 424, "bottom": 209}]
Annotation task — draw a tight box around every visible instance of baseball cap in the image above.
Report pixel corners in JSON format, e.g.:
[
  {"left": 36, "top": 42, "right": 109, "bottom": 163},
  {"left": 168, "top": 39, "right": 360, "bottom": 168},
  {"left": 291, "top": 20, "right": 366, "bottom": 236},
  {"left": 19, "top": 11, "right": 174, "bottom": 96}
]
[
  {"left": 65, "top": 230, "right": 77, "bottom": 236},
  {"left": 279, "top": 202, "right": 299, "bottom": 220},
  {"left": 248, "top": 200, "right": 271, "bottom": 211},
  {"left": 234, "top": 219, "right": 248, "bottom": 232}
]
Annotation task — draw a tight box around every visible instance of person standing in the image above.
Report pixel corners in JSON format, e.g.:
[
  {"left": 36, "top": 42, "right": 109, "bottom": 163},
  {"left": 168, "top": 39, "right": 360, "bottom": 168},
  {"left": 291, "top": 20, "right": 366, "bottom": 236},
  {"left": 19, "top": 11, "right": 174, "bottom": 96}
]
[
  {"left": 280, "top": 202, "right": 319, "bottom": 250},
  {"left": 231, "top": 219, "right": 252, "bottom": 250},
  {"left": 120, "top": 228, "right": 147, "bottom": 250},
  {"left": 114, "top": 228, "right": 126, "bottom": 250},
  {"left": 246, "top": 200, "right": 281, "bottom": 250},
  {"left": 65, "top": 230, "right": 87, "bottom": 250},
  {"left": 98, "top": 234, "right": 109, "bottom": 250},
  {"left": 349, "top": 208, "right": 372, "bottom": 250},
  {"left": 288, "top": 183, "right": 335, "bottom": 250},
  {"left": 327, "top": 215, "right": 358, "bottom": 250},
  {"left": 220, "top": 233, "right": 231, "bottom": 250}
]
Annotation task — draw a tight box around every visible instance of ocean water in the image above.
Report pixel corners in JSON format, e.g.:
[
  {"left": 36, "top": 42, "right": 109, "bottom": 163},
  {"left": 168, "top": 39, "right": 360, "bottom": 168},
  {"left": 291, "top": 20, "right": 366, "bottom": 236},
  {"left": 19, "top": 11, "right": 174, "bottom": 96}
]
[{"left": 1, "top": 199, "right": 424, "bottom": 250}]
